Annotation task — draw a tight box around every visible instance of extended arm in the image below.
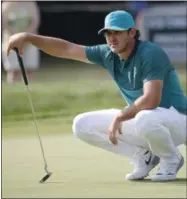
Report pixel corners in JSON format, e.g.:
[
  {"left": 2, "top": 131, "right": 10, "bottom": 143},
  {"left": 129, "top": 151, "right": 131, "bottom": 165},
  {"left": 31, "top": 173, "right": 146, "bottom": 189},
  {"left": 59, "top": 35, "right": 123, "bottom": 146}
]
[{"left": 7, "top": 32, "right": 91, "bottom": 63}]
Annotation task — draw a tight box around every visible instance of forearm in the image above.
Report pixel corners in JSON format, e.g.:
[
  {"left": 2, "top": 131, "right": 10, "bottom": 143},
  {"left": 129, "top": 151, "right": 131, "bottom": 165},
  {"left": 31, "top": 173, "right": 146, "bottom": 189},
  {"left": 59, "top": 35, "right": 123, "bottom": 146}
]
[
  {"left": 116, "top": 95, "right": 158, "bottom": 122},
  {"left": 26, "top": 33, "right": 71, "bottom": 58}
]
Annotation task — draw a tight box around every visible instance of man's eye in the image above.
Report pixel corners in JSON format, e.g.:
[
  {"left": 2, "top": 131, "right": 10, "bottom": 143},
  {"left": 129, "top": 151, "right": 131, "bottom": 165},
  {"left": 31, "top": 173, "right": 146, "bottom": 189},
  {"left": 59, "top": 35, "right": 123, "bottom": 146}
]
[
  {"left": 115, "top": 31, "right": 122, "bottom": 35},
  {"left": 104, "top": 32, "right": 110, "bottom": 37}
]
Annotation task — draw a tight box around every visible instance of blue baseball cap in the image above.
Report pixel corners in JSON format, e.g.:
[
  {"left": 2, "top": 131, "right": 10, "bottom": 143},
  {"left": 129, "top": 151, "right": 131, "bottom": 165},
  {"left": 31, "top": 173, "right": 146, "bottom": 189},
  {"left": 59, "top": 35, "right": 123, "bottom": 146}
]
[{"left": 98, "top": 10, "right": 135, "bottom": 35}]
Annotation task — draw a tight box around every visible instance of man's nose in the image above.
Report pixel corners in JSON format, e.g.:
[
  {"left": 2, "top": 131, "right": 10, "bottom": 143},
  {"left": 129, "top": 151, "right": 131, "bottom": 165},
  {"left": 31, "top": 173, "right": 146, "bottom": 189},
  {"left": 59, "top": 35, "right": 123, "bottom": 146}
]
[{"left": 108, "top": 35, "right": 116, "bottom": 42}]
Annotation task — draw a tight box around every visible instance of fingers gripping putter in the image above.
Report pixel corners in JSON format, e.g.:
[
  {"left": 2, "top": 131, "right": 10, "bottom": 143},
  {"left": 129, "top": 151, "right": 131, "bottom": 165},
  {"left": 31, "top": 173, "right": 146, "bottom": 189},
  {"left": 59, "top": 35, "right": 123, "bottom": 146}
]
[{"left": 14, "top": 48, "right": 52, "bottom": 183}]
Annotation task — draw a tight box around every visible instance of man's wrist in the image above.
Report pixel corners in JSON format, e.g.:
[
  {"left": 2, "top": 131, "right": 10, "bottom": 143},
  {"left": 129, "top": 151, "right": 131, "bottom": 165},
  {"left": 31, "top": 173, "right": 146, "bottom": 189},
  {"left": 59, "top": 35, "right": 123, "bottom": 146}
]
[
  {"left": 25, "top": 32, "right": 32, "bottom": 42},
  {"left": 117, "top": 104, "right": 140, "bottom": 122}
]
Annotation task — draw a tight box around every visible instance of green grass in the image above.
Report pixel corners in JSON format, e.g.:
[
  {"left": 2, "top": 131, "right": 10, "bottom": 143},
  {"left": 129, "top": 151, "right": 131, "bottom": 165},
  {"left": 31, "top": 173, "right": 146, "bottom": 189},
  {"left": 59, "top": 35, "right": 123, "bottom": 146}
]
[
  {"left": 2, "top": 63, "right": 187, "bottom": 198},
  {"left": 2, "top": 80, "right": 123, "bottom": 122},
  {"left": 2, "top": 63, "right": 186, "bottom": 124},
  {"left": 2, "top": 132, "right": 186, "bottom": 198},
  {"left": 2, "top": 64, "right": 125, "bottom": 123}
]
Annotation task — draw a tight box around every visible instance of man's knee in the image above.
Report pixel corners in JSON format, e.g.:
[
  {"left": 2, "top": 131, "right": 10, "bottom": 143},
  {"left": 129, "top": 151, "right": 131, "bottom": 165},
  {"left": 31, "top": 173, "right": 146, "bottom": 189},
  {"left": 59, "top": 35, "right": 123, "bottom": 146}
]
[
  {"left": 72, "top": 112, "right": 94, "bottom": 139},
  {"left": 72, "top": 113, "right": 86, "bottom": 138},
  {"left": 135, "top": 109, "right": 159, "bottom": 137}
]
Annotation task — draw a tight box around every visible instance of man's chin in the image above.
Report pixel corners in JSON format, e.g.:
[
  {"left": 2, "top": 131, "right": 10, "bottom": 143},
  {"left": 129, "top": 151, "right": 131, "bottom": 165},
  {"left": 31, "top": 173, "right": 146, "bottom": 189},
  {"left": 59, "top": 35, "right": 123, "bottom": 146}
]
[
  {"left": 110, "top": 47, "right": 127, "bottom": 54},
  {"left": 110, "top": 46, "right": 124, "bottom": 53},
  {"left": 110, "top": 47, "right": 118, "bottom": 53}
]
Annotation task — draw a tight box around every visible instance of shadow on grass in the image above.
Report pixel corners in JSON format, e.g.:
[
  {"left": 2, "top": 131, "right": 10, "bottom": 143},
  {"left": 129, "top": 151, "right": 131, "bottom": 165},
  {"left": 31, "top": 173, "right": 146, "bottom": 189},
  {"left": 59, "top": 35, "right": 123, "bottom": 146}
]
[
  {"left": 132, "top": 177, "right": 187, "bottom": 185},
  {"left": 42, "top": 181, "right": 65, "bottom": 184},
  {"left": 44, "top": 178, "right": 187, "bottom": 185}
]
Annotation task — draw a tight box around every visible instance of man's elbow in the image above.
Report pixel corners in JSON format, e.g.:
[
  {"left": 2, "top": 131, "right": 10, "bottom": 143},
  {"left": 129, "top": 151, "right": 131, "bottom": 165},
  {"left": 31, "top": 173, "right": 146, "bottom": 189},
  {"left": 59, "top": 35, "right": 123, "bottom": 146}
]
[
  {"left": 146, "top": 103, "right": 159, "bottom": 110},
  {"left": 144, "top": 96, "right": 161, "bottom": 110}
]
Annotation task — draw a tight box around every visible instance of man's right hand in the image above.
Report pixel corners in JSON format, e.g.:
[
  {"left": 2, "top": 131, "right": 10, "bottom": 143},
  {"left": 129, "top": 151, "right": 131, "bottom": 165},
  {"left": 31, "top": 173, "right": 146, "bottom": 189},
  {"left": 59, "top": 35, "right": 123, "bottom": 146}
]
[{"left": 7, "top": 32, "right": 30, "bottom": 56}]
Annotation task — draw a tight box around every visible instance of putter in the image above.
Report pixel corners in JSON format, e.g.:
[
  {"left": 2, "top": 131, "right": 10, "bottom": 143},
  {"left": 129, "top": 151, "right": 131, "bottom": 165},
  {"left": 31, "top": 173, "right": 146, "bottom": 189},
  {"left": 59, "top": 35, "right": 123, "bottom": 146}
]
[{"left": 13, "top": 48, "right": 52, "bottom": 183}]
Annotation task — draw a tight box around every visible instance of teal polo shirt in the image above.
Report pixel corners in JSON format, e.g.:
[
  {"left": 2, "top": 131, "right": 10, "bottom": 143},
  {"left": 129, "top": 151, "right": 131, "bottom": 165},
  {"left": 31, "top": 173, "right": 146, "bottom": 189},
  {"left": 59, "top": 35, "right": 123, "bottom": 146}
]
[{"left": 85, "top": 40, "right": 187, "bottom": 115}]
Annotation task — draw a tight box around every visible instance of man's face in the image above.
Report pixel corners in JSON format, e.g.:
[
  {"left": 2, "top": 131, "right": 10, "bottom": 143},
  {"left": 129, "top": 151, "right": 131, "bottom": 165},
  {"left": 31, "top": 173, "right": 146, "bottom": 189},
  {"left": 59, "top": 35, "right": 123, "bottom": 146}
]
[{"left": 104, "top": 30, "right": 132, "bottom": 54}]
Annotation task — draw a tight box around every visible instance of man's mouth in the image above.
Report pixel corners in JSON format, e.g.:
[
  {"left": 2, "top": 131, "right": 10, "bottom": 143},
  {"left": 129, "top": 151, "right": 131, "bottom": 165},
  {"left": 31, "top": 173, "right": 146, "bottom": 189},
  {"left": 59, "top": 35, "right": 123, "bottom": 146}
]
[{"left": 110, "top": 44, "right": 118, "bottom": 48}]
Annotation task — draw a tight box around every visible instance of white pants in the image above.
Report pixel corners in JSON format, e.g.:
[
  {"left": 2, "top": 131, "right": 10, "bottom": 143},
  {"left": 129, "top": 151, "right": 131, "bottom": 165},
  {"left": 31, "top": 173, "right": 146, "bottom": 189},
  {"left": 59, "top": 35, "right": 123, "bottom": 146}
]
[
  {"left": 2, "top": 44, "right": 39, "bottom": 71},
  {"left": 72, "top": 107, "right": 186, "bottom": 159}
]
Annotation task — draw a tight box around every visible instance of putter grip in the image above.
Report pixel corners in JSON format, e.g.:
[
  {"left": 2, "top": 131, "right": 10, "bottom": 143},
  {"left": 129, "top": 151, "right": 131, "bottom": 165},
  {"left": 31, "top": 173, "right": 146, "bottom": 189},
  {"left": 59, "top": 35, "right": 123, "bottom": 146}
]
[{"left": 14, "top": 48, "right": 28, "bottom": 85}]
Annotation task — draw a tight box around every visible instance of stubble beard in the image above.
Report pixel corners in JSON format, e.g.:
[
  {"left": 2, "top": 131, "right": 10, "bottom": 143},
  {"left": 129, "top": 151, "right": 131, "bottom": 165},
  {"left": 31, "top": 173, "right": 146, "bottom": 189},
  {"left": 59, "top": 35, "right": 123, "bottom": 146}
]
[
  {"left": 110, "top": 42, "right": 129, "bottom": 54},
  {"left": 117, "top": 42, "right": 129, "bottom": 54}
]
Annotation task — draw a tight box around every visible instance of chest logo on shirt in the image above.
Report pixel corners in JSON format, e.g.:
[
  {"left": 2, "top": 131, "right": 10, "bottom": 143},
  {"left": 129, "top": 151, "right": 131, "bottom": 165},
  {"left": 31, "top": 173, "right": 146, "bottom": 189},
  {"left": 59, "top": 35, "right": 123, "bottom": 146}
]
[{"left": 127, "top": 66, "right": 142, "bottom": 89}]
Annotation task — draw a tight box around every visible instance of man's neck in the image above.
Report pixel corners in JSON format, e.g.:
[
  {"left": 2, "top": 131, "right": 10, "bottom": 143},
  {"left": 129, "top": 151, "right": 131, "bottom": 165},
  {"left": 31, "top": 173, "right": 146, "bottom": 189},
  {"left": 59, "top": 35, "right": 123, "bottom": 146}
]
[{"left": 118, "top": 40, "right": 136, "bottom": 61}]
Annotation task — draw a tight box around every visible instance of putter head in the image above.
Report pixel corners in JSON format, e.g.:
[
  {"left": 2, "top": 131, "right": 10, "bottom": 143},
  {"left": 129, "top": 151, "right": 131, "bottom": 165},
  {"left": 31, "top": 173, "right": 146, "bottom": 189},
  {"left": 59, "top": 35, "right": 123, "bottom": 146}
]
[{"left": 39, "top": 172, "right": 52, "bottom": 183}]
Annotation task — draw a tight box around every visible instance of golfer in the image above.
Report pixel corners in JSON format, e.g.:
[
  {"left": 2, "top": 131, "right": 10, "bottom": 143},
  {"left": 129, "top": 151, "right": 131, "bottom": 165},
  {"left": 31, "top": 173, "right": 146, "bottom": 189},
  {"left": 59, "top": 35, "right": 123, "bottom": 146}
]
[{"left": 7, "top": 10, "right": 187, "bottom": 181}]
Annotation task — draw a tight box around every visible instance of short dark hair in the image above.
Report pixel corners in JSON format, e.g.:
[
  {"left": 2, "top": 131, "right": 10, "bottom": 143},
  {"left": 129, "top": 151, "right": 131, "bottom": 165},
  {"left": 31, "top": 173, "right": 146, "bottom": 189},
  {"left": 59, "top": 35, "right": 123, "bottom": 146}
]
[
  {"left": 128, "top": 29, "right": 140, "bottom": 40},
  {"left": 135, "top": 30, "right": 140, "bottom": 40}
]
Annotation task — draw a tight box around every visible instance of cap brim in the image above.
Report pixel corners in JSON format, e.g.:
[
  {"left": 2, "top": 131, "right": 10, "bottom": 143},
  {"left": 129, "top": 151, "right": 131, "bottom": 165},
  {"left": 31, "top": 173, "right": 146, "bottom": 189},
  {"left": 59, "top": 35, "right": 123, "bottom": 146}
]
[{"left": 98, "top": 26, "right": 128, "bottom": 35}]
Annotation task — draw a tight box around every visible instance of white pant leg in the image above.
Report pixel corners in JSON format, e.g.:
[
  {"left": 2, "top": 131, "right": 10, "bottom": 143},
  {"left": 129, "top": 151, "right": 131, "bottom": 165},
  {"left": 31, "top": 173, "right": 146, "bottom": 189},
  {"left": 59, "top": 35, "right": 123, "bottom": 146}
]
[
  {"left": 72, "top": 109, "right": 149, "bottom": 158},
  {"left": 134, "top": 107, "right": 186, "bottom": 159}
]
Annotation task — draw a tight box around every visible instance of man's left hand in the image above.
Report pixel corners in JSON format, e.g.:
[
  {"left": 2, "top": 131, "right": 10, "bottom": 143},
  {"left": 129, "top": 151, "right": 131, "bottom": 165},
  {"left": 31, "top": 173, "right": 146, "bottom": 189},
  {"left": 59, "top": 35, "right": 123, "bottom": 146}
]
[{"left": 108, "top": 117, "right": 122, "bottom": 145}]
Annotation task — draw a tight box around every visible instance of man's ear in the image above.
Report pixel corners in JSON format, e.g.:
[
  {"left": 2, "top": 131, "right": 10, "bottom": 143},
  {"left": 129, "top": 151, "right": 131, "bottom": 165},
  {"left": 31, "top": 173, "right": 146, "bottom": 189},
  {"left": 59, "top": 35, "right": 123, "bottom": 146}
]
[{"left": 129, "top": 28, "right": 137, "bottom": 38}]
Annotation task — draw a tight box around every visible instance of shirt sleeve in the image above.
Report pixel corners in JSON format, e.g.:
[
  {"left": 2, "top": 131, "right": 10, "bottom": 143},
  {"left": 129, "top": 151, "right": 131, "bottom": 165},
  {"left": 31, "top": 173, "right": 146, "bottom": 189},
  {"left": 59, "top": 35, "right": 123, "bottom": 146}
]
[
  {"left": 141, "top": 48, "right": 169, "bottom": 83},
  {"left": 85, "top": 44, "right": 108, "bottom": 68}
]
